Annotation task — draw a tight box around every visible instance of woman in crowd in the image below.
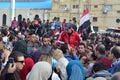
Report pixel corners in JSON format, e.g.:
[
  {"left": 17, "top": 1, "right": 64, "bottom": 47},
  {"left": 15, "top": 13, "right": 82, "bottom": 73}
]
[{"left": 26, "top": 61, "right": 52, "bottom": 80}]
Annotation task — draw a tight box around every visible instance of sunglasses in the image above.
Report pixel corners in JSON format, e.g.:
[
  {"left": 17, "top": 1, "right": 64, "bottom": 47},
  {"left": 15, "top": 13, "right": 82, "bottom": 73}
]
[{"left": 16, "top": 60, "right": 24, "bottom": 64}]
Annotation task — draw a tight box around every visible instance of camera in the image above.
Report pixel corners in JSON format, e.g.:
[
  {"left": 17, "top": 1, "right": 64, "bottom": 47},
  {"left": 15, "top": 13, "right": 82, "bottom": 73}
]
[{"left": 8, "top": 57, "right": 14, "bottom": 64}]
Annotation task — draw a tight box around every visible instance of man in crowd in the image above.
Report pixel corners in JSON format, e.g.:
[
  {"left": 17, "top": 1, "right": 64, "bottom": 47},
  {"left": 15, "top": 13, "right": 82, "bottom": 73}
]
[
  {"left": 0, "top": 51, "right": 25, "bottom": 80},
  {"left": 108, "top": 46, "right": 120, "bottom": 74},
  {"left": 58, "top": 23, "right": 81, "bottom": 48},
  {"left": 11, "top": 17, "right": 18, "bottom": 30},
  {"left": 95, "top": 44, "right": 111, "bottom": 69}
]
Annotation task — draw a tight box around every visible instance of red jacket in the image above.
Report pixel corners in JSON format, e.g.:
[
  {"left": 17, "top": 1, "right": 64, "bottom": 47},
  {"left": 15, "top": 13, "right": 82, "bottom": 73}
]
[
  {"left": 98, "top": 57, "right": 112, "bottom": 69},
  {"left": 62, "top": 22, "right": 65, "bottom": 30},
  {"left": 20, "top": 58, "right": 34, "bottom": 80},
  {"left": 58, "top": 30, "right": 81, "bottom": 48}
]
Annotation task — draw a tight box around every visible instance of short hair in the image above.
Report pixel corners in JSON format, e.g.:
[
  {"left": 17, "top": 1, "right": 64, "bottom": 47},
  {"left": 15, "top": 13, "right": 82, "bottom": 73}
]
[
  {"left": 42, "top": 34, "right": 50, "bottom": 41},
  {"left": 79, "top": 42, "right": 86, "bottom": 48},
  {"left": 1, "top": 28, "right": 8, "bottom": 36},
  {"left": 92, "top": 62, "right": 106, "bottom": 73},
  {"left": 87, "top": 44, "right": 93, "bottom": 50},
  {"left": 111, "top": 46, "right": 120, "bottom": 59},
  {"left": 96, "top": 44, "right": 105, "bottom": 54},
  {"left": 10, "top": 51, "right": 24, "bottom": 62},
  {"left": 91, "top": 52, "right": 97, "bottom": 60},
  {"left": 60, "top": 43, "right": 68, "bottom": 53},
  {"left": 9, "top": 35, "right": 15, "bottom": 41}
]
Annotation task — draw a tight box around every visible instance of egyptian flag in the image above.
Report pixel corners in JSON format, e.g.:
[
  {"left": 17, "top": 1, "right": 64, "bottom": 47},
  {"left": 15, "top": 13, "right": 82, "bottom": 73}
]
[
  {"left": 54, "top": 28, "right": 59, "bottom": 35},
  {"left": 79, "top": 8, "right": 91, "bottom": 35}
]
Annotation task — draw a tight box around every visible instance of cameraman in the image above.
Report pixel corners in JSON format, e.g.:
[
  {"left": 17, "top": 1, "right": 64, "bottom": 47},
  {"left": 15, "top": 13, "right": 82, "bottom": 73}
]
[{"left": 0, "top": 51, "right": 25, "bottom": 80}]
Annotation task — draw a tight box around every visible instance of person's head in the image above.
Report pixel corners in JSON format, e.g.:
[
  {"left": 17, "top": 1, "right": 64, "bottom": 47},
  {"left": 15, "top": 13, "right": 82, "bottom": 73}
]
[
  {"left": 47, "top": 19, "right": 49, "bottom": 23},
  {"left": 57, "top": 17, "right": 60, "bottom": 21},
  {"left": 23, "top": 18, "right": 26, "bottom": 21},
  {"left": 43, "top": 19, "right": 45, "bottom": 23},
  {"left": 87, "top": 52, "right": 97, "bottom": 61},
  {"left": 78, "top": 42, "right": 86, "bottom": 54},
  {"left": 17, "top": 31, "right": 23, "bottom": 39},
  {"left": 1, "top": 28, "right": 8, "bottom": 36},
  {"left": 86, "top": 37, "right": 92, "bottom": 45},
  {"left": 35, "top": 34, "right": 40, "bottom": 42},
  {"left": 27, "top": 18, "right": 30, "bottom": 22},
  {"left": 66, "top": 60, "right": 85, "bottom": 80},
  {"left": 111, "top": 72, "right": 120, "bottom": 80},
  {"left": 52, "top": 49, "right": 64, "bottom": 61},
  {"left": 86, "top": 44, "right": 93, "bottom": 53},
  {"left": 9, "top": 34, "right": 16, "bottom": 43},
  {"left": 10, "top": 51, "right": 24, "bottom": 70},
  {"left": 51, "top": 39, "right": 58, "bottom": 49},
  {"left": 14, "top": 17, "right": 16, "bottom": 20},
  {"left": 38, "top": 54, "right": 52, "bottom": 65},
  {"left": 60, "top": 43, "right": 69, "bottom": 54},
  {"left": 34, "top": 18, "right": 39, "bottom": 25},
  {"left": 72, "top": 17, "right": 76, "bottom": 22},
  {"left": 63, "top": 19, "right": 66, "bottom": 22},
  {"left": 27, "top": 61, "right": 52, "bottom": 80},
  {"left": 24, "top": 29, "right": 30, "bottom": 36},
  {"left": 92, "top": 62, "right": 106, "bottom": 73},
  {"left": 30, "top": 34, "right": 36, "bottom": 43},
  {"left": 110, "top": 46, "right": 120, "bottom": 62},
  {"left": 95, "top": 44, "right": 105, "bottom": 57},
  {"left": 65, "top": 23, "right": 73, "bottom": 33},
  {"left": 42, "top": 34, "right": 49, "bottom": 46}
]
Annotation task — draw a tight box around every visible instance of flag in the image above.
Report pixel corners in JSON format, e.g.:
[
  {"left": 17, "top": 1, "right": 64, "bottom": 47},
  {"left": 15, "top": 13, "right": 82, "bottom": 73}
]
[
  {"left": 54, "top": 28, "right": 59, "bottom": 35},
  {"left": 79, "top": 8, "right": 91, "bottom": 35}
]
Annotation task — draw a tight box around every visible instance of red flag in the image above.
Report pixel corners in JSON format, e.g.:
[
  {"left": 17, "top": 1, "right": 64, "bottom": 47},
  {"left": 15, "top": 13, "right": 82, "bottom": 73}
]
[
  {"left": 79, "top": 8, "right": 91, "bottom": 34},
  {"left": 54, "top": 28, "right": 59, "bottom": 35},
  {"left": 80, "top": 8, "right": 90, "bottom": 26}
]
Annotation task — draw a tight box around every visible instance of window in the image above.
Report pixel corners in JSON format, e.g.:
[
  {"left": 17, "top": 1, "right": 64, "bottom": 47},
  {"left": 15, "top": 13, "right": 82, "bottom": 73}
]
[
  {"left": 18, "top": 14, "right": 22, "bottom": 26},
  {"left": 2, "top": 14, "right": 7, "bottom": 26},
  {"left": 93, "top": 17, "right": 97, "bottom": 22},
  {"left": 103, "top": 5, "right": 112, "bottom": 14},
  {"left": 93, "top": 26, "right": 98, "bottom": 32},
  {"left": 60, "top": 5, "right": 67, "bottom": 10},
  {"left": 94, "top": 5, "right": 98, "bottom": 8},
  {"left": 117, "top": 11, "right": 120, "bottom": 13},
  {"left": 116, "top": 18, "right": 120, "bottom": 23},
  {"left": 73, "top": 5, "right": 79, "bottom": 9},
  {"left": 104, "top": 5, "right": 112, "bottom": 10}
]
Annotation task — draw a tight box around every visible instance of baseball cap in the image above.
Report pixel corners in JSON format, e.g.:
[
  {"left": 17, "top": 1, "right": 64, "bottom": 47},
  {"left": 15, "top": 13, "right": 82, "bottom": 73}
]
[{"left": 65, "top": 23, "right": 73, "bottom": 30}]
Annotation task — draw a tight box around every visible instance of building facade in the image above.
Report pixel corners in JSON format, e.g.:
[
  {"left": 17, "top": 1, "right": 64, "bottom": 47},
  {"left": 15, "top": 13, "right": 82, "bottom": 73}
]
[
  {"left": 51, "top": 0, "right": 120, "bottom": 30},
  {"left": 0, "top": 0, "right": 52, "bottom": 26},
  {"left": 0, "top": 0, "right": 120, "bottom": 30}
]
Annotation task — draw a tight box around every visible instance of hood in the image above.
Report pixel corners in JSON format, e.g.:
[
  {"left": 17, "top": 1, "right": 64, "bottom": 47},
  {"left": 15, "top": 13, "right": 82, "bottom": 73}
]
[{"left": 92, "top": 70, "right": 111, "bottom": 78}]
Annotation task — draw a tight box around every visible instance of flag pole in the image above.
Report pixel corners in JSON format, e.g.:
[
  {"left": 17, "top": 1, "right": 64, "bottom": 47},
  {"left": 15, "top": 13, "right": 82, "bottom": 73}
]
[{"left": 11, "top": 0, "right": 15, "bottom": 21}]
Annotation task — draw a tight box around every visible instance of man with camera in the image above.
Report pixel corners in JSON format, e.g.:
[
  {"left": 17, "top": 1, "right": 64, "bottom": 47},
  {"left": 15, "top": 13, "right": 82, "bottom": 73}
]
[{"left": 0, "top": 51, "right": 25, "bottom": 80}]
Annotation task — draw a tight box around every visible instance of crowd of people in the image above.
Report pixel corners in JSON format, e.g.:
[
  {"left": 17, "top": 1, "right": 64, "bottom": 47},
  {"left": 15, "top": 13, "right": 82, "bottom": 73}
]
[{"left": 0, "top": 16, "right": 120, "bottom": 80}]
